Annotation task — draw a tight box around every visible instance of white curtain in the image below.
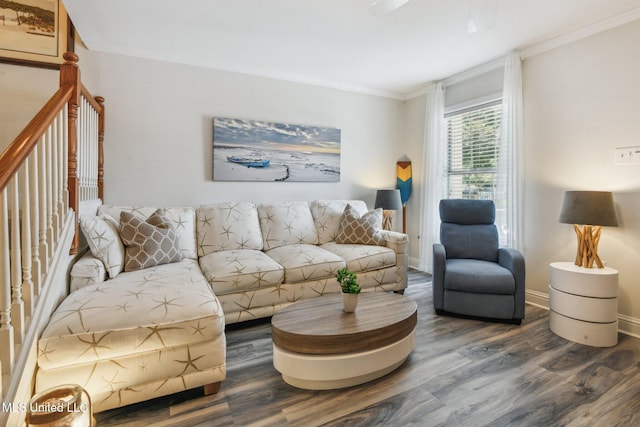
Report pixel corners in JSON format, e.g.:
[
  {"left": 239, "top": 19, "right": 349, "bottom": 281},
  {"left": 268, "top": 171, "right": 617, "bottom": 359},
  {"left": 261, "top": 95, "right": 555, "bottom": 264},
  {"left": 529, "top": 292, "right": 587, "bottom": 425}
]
[
  {"left": 418, "top": 82, "right": 445, "bottom": 272},
  {"left": 498, "top": 52, "right": 524, "bottom": 250}
]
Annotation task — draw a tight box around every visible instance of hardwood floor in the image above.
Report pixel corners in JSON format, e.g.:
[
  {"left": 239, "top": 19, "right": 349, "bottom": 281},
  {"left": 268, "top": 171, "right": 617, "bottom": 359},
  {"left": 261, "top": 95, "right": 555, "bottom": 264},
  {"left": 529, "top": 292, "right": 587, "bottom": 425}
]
[{"left": 95, "top": 270, "right": 640, "bottom": 426}]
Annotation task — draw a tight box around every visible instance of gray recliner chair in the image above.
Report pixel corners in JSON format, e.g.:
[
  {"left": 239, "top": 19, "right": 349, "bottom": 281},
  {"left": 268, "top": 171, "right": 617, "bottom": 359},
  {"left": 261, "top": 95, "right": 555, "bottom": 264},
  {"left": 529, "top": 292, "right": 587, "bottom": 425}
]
[{"left": 432, "top": 199, "right": 525, "bottom": 324}]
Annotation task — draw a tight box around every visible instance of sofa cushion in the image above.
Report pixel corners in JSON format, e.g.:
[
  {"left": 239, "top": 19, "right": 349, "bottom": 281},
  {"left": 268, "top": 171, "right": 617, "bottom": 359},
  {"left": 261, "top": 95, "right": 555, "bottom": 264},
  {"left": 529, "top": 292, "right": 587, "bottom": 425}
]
[
  {"left": 38, "top": 259, "right": 224, "bottom": 370},
  {"left": 99, "top": 206, "right": 197, "bottom": 259},
  {"left": 320, "top": 242, "right": 396, "bottom": 274},
  {"left": 199, "top": 249, "right": 284, "bottom": 296},
  {"left": 310, "top": 200, "right": 369, "bottom": 244},
  {"left": 79, "top": 213, "right": 125, "bottom": 278},
  {"left": 196, "top": 202, "right": 263, "bottom": 256},
  {"left": 335, "top": 204, "right": 385, "bottom": 246},
  {"left": 265, "top": 244, "right": 345, "bottom": 283},
  {"left": 258, "top": 201, "right": 318, "bottom": 250}
]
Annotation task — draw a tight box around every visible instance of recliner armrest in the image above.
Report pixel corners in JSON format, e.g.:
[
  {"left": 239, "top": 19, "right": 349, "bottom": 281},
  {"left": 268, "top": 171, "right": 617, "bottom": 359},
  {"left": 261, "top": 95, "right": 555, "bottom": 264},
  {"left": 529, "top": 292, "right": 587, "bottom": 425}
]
[
  {"left": 499, "top": 247, "right": 526, "bottom": 319},
  {"left": 432, "top": 243, "right": 446, "bottom": 310},
  {"left": 498, "top": 248, "right": 525, "bottom": 279}
]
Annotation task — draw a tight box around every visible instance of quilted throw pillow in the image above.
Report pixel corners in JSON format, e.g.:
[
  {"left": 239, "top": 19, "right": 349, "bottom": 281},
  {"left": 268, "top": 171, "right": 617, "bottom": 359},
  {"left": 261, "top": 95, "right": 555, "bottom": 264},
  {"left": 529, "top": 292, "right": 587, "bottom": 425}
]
[
  {"left": 119, "top": 210, "right": 183, "bottom": 272},
  {"left": 79, "top": 214, "right": 125, "bottom": 279},
  {"left": 335, "top": 204, "right": 385, "bottom": 246}
]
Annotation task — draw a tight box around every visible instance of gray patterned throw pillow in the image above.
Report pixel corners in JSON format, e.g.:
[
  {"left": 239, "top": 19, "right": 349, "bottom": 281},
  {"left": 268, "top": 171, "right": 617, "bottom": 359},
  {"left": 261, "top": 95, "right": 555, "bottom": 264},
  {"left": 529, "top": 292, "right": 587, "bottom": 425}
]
[
  {"left": 335, "top": 204, "right": 385, "bottom": 246},
  {"left": 119, "top": 210, "right": 183, "bottom": 272}
]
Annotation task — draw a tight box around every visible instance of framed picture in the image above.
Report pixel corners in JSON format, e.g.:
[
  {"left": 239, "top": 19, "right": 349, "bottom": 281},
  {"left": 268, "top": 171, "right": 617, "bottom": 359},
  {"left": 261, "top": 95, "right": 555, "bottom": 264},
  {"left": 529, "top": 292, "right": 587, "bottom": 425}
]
[
  {"left": 213, "top": 117, "right": 341, "bottom": 182},
  {"left": 0, "top": 0, "right": 72, "bottom": 69}
]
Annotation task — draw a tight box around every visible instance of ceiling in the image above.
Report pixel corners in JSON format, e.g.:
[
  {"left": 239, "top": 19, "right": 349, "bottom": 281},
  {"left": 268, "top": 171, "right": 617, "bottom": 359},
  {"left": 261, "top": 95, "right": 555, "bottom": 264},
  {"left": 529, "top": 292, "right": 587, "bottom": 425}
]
[{"left": 63, "top": 0, "right": 640, "bottom": 99}]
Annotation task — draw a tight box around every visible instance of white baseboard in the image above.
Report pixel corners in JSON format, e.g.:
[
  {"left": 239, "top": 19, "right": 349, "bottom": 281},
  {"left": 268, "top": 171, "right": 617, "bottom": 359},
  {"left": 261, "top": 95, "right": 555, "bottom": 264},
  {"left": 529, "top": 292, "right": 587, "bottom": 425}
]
[{"left": 525, "top": 289, "right": 549, "bottom": 310}]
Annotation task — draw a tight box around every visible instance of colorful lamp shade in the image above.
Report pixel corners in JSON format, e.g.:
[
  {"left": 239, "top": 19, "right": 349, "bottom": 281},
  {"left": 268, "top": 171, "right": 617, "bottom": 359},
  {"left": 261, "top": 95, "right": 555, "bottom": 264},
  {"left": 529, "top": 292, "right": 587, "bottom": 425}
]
[{"left": 558, "top": 191, "right": 618, "bottom": 268}]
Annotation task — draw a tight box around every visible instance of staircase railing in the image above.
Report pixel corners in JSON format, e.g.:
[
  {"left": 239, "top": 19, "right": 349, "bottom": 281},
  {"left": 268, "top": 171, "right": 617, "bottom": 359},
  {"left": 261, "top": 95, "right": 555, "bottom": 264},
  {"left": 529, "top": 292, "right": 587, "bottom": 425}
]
[{"left": 0, "top": 52, "right": 103, "bottom": 421}]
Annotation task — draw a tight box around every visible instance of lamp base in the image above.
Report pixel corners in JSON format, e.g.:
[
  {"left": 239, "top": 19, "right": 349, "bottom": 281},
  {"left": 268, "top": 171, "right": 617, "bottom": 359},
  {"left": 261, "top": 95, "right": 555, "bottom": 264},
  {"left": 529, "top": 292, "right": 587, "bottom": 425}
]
[
  {"left": 382, "top": 210, "right": 394, "bottom": 231},
  {"left": 573, "top": 224, "right": 604, "bottom": 268}
]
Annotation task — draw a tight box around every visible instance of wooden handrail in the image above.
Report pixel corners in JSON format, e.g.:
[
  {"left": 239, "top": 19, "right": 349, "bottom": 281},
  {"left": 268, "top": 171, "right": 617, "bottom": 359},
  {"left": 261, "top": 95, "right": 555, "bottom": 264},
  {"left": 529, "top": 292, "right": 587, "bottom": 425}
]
[
  {"left": 81, "top": 84, "right": 103, "bottom": 113},
  {"left": 0, "top": 86, "right": 73, "bottom": 192}
]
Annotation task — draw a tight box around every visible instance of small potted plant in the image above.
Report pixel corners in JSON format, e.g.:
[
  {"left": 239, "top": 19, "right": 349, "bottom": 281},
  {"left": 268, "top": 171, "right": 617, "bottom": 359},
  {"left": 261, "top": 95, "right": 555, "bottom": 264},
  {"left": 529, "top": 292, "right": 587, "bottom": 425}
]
[{"left": 336, "top": 267, "right": 360, "bottom": 312}]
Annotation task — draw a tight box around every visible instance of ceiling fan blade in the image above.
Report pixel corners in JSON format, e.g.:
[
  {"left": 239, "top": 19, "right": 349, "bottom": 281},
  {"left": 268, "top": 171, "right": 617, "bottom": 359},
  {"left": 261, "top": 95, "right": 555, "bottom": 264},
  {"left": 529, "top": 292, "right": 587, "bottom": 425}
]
[
  {"left": 370, "top": 0, "right": 411, "bottom": 17},
  {"left": 468, "top": 0, "right": 498, "bottom": 33}
]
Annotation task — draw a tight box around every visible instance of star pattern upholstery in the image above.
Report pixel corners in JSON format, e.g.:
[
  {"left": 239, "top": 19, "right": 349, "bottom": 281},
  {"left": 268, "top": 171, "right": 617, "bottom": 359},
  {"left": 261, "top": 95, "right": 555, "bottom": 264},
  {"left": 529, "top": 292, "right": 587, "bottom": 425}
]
[
  {"left": 37, "top": 259, "right": 226, "bottom": 412},
  {"left": 42, "top": 200, "right": 409, "bottom": 413}
]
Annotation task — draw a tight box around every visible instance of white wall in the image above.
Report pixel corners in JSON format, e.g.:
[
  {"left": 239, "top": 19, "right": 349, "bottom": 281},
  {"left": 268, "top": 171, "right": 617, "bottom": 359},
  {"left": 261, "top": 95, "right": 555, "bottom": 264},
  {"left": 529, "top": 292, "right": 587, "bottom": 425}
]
[
  {"left": 73, "top": 46, "right": 405, "bottom": 211},
  {"left": 400, "top": 94, "right": 426, "bottom": 266},
  {"left": 402, "top": 19, "right": 640, "bottom": 330},
  {"left": 523, "top": 20, "right": 640, "bottom": 326},
  {"left": 0, "top": 64, "right": 59, "bottom": 152}
]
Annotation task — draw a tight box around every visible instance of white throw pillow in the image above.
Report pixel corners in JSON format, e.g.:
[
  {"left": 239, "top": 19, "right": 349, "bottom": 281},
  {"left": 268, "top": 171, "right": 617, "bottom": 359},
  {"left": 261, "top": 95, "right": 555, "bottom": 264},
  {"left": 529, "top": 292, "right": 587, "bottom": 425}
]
[{"left": 79, "top": 214, "right": 125, "bottom": 278}]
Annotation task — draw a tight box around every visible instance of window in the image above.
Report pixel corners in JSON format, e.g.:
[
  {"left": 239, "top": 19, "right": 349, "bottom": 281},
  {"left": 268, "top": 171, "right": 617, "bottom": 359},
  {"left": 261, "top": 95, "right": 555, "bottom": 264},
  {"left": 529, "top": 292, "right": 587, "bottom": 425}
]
[{"left": 445, "top": 100, "right": 501, "bottom": 200}]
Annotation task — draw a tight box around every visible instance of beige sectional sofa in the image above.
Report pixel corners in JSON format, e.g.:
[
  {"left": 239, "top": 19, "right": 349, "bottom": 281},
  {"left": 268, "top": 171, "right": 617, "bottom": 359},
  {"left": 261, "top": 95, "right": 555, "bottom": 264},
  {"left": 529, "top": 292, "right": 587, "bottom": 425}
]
[{"left": 34, "top": 200, "right": 408, "bottom": 412}]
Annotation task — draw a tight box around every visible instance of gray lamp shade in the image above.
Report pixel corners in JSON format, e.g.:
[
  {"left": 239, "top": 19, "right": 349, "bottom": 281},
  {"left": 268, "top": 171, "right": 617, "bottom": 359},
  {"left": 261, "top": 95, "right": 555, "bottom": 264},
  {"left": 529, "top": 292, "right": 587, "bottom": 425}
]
[
  {"left": 375, "top": 189, "right": 403, "bottom": 210},
  {"left": 558, "top": 191, "right": 618, "bottom": 227}
]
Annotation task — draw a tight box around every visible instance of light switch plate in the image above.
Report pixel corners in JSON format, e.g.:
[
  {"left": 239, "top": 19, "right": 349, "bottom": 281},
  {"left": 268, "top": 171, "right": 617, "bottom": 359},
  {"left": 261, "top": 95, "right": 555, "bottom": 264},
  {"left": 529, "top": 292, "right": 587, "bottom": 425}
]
[{"left": 615, "top": 146, "right": 640, "bottom": 165}]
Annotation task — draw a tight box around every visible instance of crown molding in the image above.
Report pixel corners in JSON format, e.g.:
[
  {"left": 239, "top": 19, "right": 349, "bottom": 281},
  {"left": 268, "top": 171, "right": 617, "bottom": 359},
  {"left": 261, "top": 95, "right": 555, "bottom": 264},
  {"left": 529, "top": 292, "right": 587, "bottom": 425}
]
[{"left": 521, "top": 7, "right": 640, "bottom": 59}]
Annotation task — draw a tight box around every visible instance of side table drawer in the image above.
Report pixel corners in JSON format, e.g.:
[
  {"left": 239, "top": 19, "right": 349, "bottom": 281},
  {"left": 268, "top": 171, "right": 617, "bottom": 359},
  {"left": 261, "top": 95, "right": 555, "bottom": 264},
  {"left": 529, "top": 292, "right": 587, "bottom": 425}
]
[
  {"left": 549, "top": 310, "right": 618, "bottom": 347},
  {"left": 548, "top": 285, "right": 617, "bottom": 323}
]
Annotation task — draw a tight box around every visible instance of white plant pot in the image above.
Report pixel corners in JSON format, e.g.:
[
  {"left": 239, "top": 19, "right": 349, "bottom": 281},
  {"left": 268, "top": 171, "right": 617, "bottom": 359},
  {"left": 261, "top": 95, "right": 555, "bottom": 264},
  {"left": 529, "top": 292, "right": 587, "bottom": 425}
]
[{"left": 342, "top": 293, "right": 358, "bottom": 313}]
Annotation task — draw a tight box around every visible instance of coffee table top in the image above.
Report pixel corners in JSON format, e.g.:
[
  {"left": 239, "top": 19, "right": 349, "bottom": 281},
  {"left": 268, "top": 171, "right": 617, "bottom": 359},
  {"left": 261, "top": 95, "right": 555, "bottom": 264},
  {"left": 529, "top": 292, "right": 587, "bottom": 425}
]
[{"left": 271, "top": 292, "right": 417, "bottom": 355}]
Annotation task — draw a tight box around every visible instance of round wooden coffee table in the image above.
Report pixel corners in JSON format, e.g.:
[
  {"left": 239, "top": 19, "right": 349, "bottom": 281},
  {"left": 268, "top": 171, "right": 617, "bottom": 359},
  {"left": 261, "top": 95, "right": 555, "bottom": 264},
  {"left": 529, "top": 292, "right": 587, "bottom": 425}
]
[{"left": 271, "top": 292, "right": 417, "bottom": 390}]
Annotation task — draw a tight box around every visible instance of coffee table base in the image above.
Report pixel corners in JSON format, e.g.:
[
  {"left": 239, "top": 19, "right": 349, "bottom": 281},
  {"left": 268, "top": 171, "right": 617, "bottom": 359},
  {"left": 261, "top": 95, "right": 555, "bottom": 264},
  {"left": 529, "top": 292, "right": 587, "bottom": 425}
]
[{"left": 273, "top": 329, "right": 415, "bottom": 390}]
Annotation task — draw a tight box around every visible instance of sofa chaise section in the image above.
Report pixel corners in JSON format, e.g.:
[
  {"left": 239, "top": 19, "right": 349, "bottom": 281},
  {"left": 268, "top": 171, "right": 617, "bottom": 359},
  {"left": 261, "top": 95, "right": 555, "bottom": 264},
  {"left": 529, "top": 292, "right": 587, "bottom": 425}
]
[
  {"left": 36, "top": 259, "right": 226, "bottom": 413},
  {"left": 35, "top": 207, "right": 226, "bottom": 413}
]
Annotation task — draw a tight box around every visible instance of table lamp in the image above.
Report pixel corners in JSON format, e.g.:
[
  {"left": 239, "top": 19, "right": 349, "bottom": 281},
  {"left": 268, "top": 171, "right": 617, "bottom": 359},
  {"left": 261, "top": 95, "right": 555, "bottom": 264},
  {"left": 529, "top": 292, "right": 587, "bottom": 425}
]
[
  {"left": 558, "top": 190, "right": 618, "bottom": 268},
  {"left": 375, "top": 189, "right": 402, "bottom": 230}
]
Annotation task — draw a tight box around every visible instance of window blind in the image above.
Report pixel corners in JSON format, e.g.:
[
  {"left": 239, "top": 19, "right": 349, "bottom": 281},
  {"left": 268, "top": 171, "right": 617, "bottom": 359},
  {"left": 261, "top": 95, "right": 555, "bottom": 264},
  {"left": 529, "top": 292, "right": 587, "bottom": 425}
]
[{"left": 445, "top": 100, "right": 502, "bottom": 200}]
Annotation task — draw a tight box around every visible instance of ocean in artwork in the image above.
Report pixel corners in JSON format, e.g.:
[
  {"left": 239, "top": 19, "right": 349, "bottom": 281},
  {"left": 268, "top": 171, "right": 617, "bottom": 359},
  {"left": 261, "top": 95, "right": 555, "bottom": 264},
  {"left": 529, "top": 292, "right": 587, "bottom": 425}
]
[{"left": 213, "top": 117, "right": 341, "bottom": 182}]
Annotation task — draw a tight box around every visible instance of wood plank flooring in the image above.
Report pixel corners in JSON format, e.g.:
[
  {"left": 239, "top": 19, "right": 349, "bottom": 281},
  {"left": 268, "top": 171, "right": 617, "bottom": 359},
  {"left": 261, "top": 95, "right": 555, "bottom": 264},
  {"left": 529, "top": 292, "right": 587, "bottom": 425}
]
[{"left": 95, "top": 270, "right": 640, "bottom": 426}]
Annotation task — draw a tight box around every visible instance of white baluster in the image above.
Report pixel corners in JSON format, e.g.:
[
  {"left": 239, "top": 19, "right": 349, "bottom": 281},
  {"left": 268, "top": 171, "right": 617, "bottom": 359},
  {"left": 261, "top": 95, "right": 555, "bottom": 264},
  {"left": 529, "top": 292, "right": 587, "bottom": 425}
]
[
  {"left": 62, "top": 104, "right": 69, "bottom": 214},
  {"left": 38, "top": 135, "right": 49, "bottom": 270},
  {"left": 57, "top": 109, "right": 66, "bottom": 220},
  {"left": 19, "top": 162, "right": 34, "bottom": 319},
  {"left": 10, "top": 177, "right": 24, "bottom": 344},
  {"left": 29, "top": 150, "right": 41, "bottom": 295},
  {"left": 0, "top": 187, "right": 15, "bottom": 374},
  {"left": 45, "top": 126, "right": 55, "bottom": 248},
  {"left": 51, "top": 117, "right": 60, "bottom": 239}
]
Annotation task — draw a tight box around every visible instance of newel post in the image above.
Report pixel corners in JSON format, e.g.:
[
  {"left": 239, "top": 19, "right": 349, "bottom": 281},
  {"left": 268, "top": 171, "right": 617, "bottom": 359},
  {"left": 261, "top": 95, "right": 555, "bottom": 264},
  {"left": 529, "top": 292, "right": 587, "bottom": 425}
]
[
  {"left": 60, "top": 52, "right": 80, "bottom": 254},
  {"left": 96, "top": 96, "right": 105, "bottom": 202}
]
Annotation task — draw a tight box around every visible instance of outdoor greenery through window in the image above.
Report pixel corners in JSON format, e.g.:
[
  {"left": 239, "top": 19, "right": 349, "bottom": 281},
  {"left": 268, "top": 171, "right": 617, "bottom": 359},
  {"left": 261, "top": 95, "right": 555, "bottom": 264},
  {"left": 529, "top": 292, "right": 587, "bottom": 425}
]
[{"left": 445, "top": 100, "right": 502, "bottom": 200}]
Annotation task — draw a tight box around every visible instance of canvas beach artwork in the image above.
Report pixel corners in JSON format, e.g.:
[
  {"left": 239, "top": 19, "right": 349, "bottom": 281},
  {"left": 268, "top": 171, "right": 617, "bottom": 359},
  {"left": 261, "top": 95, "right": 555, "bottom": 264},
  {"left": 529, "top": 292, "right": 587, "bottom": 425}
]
[{"left": 213, "top": 117, "right": 341, "bottom": 182}]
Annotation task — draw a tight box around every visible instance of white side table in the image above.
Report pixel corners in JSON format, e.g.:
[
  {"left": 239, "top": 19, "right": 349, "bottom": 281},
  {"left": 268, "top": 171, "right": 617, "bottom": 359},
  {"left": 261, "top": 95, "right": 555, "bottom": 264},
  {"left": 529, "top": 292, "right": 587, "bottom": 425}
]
[{"left": 549, "top": 262, "right": 618, "bottom": 347}]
